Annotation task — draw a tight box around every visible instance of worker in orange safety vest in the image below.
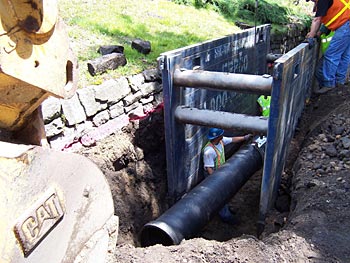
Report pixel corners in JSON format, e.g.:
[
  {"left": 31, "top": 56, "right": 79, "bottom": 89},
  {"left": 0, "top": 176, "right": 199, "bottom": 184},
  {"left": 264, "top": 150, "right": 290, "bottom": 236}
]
[{"left": 306, "top": 0, "right": 350, "bottom": 94}]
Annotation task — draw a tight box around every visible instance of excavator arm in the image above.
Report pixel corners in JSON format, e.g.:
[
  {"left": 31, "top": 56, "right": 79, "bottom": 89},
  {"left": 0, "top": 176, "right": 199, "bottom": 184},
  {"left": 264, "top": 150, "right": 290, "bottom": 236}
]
[{"left": 0, "top": 0, "right": 76, "bottom": 143}]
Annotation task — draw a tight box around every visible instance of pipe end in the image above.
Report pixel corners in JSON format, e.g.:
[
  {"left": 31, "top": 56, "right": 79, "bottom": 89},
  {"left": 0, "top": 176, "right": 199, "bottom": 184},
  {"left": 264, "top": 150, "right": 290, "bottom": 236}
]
[{"left": 140, "top": 221, "right": 182, "bottom": 247}]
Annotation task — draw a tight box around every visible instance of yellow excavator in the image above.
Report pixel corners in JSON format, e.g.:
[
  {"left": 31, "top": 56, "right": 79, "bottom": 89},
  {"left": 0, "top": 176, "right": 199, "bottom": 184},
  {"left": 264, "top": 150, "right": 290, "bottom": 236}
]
[{"left": 0, "top": 1, "right": 118, "bottom": 262}]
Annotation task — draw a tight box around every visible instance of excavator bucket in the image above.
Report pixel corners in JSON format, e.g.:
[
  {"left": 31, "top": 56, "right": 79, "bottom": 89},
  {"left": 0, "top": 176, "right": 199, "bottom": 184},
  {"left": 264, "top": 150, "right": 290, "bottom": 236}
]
[{"left": 0, "top": 142, "right": 118, "bottom": 262}]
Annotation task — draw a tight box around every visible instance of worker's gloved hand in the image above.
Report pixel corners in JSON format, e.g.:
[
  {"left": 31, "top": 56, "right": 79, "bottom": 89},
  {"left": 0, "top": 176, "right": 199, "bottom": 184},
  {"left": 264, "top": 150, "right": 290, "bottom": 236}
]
[
  {"left": 303, "top": 38, "right": 315, "bottom": 49},
  {"left": 244, "top": 134, "right": 253, "bottom": 141},
  {"left": 320, "top": 24, "right": 331, "bottom": 35}
]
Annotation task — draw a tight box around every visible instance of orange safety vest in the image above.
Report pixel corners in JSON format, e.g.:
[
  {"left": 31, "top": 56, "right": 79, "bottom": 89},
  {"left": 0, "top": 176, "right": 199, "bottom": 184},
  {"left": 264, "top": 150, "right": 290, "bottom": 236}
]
[
  {"left": 322, "top": 0, "right": 350, "bottom": 31},
  {"left": 205, "top": 141, "right": 225, "bottom": 169}
]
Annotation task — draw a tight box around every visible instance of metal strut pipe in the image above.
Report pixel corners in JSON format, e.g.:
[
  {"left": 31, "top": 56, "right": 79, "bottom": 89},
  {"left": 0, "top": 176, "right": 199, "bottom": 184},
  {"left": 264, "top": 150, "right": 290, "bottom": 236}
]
[
  {"left": 173, "top": 69, "right": 272, "bottom": 95},
  {"left": 175, "top": 106, "right": 268, "bottom": 134},
  {"left": 140, "top": 143, "right": 264, "bottom": 247}
]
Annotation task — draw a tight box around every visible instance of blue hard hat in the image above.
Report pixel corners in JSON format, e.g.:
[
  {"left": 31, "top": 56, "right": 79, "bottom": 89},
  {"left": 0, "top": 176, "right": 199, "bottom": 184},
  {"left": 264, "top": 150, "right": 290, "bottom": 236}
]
[{"left": 207, "top": 128, "right": 224, "bottom": 140}]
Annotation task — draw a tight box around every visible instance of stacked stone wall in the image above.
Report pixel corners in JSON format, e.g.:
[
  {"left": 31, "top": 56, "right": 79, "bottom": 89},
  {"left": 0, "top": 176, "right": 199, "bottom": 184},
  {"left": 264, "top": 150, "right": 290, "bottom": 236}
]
[
  {"left": 43, "top": 69, "right": 162, "bottom": 150},
  {"left": 270, "top": 23, "right": 308, "bottom": 54}
]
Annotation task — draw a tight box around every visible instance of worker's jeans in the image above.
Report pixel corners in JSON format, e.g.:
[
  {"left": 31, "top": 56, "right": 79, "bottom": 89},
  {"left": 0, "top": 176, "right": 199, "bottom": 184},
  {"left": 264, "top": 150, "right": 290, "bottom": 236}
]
[
  {"left": 316, "top": 21, "right": 350, "bottom": 88},
  {"left": 219, "top": 204, "right": 231, "bottom": 219}
]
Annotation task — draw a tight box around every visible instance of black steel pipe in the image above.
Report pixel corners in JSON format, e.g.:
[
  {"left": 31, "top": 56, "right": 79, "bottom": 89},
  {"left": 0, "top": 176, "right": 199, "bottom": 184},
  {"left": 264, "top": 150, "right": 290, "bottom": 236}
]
[
  {"left": 140, "top": 143, "right": 264, "bottom": 247},
  {"left": 173, "top": 69, "right": 272, "bottom": 95},
  {"left": 175, "top": 106, "right": 268, "bottom": 134}
]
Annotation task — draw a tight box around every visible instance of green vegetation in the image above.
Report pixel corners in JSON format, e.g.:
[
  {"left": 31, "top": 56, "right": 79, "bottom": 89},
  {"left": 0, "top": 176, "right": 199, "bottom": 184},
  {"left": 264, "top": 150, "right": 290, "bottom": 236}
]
[
  {"left": 173, "top": 0, "right": 311, "bottom": 25},
  {"left": 58, "top": 0, "right": 313, "bottom": 88}
]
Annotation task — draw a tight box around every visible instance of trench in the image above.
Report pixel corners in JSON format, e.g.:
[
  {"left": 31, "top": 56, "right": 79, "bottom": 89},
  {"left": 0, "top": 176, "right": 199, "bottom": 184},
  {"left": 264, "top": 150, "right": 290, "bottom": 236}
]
[
  {"left": 77, "top": 106, "right": 292, "bottom": 247},
  {"left": 88, "top": 80, "right": 350, "bottom": 249}
]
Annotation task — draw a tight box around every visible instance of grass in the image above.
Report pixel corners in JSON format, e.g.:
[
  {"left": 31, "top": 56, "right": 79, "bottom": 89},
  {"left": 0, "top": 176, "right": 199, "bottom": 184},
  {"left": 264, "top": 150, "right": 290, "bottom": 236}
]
[
  {"left": 59, "top": 0, "right": 241, "bottom": 87},
  {"left": 58, "top": 0, "right": 314, "bottom": 88}
]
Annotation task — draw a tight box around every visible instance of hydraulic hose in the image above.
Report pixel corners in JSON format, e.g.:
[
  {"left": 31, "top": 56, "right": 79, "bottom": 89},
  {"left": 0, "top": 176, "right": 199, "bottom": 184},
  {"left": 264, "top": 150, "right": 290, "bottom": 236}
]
[{"left": 140, "top": 142, "right": 265, "bottom": 247}]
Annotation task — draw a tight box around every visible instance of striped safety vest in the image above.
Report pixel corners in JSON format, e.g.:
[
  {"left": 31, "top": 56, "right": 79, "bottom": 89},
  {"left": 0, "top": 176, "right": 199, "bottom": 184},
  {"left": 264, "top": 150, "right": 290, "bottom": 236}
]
[
  {"left": 257, "top": 95, "right": 271, "bottom": 117},
  {"left": 204, "top": 141, "right": 225, "bottom": 170},
  {"left": 322, "top": 0, "right": 350, "bottom": 31}
]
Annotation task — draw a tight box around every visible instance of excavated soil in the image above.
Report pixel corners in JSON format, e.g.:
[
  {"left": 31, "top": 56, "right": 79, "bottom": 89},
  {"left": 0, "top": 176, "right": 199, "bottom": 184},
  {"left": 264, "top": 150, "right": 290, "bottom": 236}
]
[{"left": 77, "top": 84, "right": 350, "bottom": 262}]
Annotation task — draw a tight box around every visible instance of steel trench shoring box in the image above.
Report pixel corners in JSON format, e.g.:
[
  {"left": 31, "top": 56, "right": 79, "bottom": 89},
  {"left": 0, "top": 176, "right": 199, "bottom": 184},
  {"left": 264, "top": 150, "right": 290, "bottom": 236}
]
[
  {"left": 160, "top": 25, "right": 271, "bottom": 203},
  {"left": 259, "top": 42, "right": 318, "bottom": 228},
  {"left": 160, "top": 21, "right": 321, "bottom": 231}
]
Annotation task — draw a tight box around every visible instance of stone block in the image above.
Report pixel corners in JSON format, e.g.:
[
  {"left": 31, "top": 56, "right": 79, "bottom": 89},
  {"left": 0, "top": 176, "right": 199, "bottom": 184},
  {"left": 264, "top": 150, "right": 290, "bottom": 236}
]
[
  {"left": 94, "top": 78, "right": 131, "bottom": 104},
  {"left": 61, "top": 93, "right": 86, "bottom": 126},
  {"left": 131, "top": 39, "right": 151, "bottom": 55},
  {"left": 98, "top": 45, "right": 124, "bottom": 55},
  {"left": 77, "top": 85, "right": 99, "bottom": 117},
  {"left": 87, "top": 53, "right": 127, "bottom": 76},
  {"left": 42, "top": 96, "right": 62, "bottom": 124},
  {"left": 123, "top": 90, "right": 143, "bottom": 106},
  {"left": 128, "top": 73, "right": 145, "bottom": 92},
  {"left": 93, "top": 110, "right": 110, "bottom": 127},
  {"left": 143, "top": 68, "right": 161, "bottom": 82},
  {"left": 124, "top": 102, "right": 140, "bottom": 113},
  {"left": 45, "top": 118, "right": 65, "bottom": 138},
  {"left": 140, "top": 95, "right": 154, "bottom": 105},
  {"left": 139, "top": 82, "right": 161, "bottom": 96},
  {"left": 109, "top": 101, "right": 124, "bottom": 119}
]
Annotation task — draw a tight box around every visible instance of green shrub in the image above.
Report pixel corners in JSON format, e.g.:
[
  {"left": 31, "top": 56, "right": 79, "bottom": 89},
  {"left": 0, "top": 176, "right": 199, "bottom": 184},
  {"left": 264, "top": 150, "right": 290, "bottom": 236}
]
[
  {"left": 172, "top": 0, "right": 310, "bottom": 26},
  {"left": 173, "top": 0, "right": 195, "bottom": 5},
  {"left": 210, "top": 0, "right": 237, "bottom": 18},
  {"left": 235, "top": 0, "right": 290, "bottom": 24}
]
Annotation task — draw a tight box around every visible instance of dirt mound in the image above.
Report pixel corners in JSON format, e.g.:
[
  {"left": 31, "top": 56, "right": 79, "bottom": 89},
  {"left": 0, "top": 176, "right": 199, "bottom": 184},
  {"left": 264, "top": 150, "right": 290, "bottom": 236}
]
[{"left": 78, "top": 84, "right": 350, "bottom": 262}]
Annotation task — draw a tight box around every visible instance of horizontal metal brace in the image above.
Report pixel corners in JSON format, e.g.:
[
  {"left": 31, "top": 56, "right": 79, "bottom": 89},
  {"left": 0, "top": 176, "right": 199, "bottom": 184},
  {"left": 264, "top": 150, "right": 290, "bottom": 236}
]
[
  {"left": 173, "top": 69, "right": 272, "bottom": 95},
  {"left": 175, "top": 106, "right": 268, "bottom": 134}
]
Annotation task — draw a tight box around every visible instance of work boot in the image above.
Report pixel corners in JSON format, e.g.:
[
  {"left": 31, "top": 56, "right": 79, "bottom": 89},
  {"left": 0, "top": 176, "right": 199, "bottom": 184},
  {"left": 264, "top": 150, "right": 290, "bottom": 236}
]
[
  {"left": 219, "top": 204, "right": 240, "bottom": 225},
  {"left": 336, "top": 83, "right": 346, "bottom": 88},
  {"left": 314, "top": 86, "right": 334, "bottom": 94},
  {"left": 220, "top": 212, "right": 240, "bottom": 225}
]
